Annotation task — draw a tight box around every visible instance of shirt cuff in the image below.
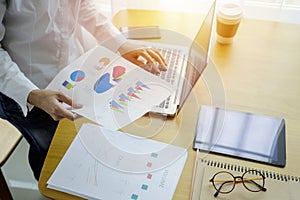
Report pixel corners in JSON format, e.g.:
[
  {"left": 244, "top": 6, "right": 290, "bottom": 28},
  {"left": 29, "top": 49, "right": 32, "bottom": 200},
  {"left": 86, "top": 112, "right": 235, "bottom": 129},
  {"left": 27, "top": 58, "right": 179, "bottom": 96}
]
[
  {"left": 98, "top": 22, "right": 127, "bottom": 53},
  {"left": 27, "top": 102, "right": 35, "bottom": 112},
  {"left": 14, "top": 87, "right": 38, "bottom": 117}
]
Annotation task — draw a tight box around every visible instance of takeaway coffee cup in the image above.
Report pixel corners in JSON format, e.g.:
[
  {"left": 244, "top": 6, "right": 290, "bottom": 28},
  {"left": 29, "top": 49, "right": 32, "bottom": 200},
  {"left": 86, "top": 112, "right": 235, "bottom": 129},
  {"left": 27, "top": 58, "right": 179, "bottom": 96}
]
[{"left": 216, "top": 2, "right": 243, "bottom": 44}]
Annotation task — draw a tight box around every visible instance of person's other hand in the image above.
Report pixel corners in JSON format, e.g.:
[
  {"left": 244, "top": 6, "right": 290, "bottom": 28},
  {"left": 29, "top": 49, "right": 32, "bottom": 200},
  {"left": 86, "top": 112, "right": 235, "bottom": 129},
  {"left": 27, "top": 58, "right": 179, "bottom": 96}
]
[
  {"left": 27, "top": 89, "right": 82, "bottom": 121},
  {"left": 118, "top": 41, "right": 167, "bottom": 75}
]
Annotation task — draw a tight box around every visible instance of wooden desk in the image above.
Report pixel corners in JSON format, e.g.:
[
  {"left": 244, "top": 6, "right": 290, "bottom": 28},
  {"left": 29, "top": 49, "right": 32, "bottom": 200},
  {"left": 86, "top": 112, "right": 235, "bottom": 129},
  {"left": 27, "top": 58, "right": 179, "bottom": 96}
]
[
  {"left": 38, "top": 10, "right": 300, "bottom": 200},
  {"left": 0, "top": 119, "right": 22, "bottom": 200}
]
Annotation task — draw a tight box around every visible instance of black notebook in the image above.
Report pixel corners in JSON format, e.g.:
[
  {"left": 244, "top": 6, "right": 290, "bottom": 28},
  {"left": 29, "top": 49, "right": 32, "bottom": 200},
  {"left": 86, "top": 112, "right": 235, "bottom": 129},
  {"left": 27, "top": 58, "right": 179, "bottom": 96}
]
[{"left": 193, "top": 106, "right": 286, "bottom": 167}]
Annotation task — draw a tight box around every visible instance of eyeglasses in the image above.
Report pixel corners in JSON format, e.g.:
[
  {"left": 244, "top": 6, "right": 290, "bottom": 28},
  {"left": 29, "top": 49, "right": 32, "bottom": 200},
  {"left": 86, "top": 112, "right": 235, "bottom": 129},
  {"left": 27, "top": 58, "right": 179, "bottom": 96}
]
[{"left": 209, "top": 170, "right": 267, "bottom": 197}]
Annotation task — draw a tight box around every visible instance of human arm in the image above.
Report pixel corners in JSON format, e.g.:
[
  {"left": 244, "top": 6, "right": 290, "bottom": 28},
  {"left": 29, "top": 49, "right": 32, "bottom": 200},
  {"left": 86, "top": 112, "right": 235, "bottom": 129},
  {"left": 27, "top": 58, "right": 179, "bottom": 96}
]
[
  {"left": 117, "top": 41, "right": 167, "bottom": 74},
  {"left": 77, "top": 0, "right": 167, "bottom": 74},
  {"left": 27, "top": 90, "right": 82, "bottom": 121},
  {"left": 0, "top": 0, "right": 37, "bottom": 116},
  {"left": 0, "top": 49, "right": 81, "bottom": 120},
  {"left": 0, "top": 0, "right": 80, "bottom": 120}
]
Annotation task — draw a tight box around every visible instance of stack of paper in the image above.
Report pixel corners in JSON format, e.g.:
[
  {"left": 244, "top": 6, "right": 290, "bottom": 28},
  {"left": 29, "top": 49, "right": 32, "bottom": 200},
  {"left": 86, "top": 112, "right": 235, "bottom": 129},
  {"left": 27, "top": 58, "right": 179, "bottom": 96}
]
[{"left": 47, "top": 123, "right": 187, "bottom": 200}]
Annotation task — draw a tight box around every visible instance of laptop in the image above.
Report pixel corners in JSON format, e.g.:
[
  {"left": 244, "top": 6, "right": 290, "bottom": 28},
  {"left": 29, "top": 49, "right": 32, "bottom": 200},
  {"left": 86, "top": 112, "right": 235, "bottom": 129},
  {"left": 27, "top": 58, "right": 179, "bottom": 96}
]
[{"left": 124, "top": 1, "right": 216, "bottom": 116}]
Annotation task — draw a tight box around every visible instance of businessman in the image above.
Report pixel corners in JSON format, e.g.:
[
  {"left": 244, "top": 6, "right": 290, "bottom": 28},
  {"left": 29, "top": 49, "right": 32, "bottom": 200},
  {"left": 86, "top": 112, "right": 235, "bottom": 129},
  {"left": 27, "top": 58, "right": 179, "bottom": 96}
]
[{"left": 0, "top": 0, "right": 166, "bottom": 180}]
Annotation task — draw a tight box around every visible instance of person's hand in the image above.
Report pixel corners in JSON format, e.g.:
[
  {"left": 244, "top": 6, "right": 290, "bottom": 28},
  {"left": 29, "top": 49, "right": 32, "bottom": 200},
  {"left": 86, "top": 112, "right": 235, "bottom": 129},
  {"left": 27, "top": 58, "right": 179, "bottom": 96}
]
[
  {"left": 118, "top": 41, "right": 167, "bottom": 75},
  {"left": 27, "top": 89, "right": 82, "bottom": 121}
]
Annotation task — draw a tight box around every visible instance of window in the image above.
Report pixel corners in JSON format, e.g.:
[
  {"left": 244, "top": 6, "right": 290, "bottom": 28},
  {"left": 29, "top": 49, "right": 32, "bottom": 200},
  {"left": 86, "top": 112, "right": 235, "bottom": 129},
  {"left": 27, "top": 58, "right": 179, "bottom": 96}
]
[
  {"left": 246, "top": 0, "right": 300, "bottom": 7},
  {"left": 244, "top": 0, "right": 300, "bottom": 24},
  {"left": 94, "top": 0, "right": 300, "bottom": 24}
]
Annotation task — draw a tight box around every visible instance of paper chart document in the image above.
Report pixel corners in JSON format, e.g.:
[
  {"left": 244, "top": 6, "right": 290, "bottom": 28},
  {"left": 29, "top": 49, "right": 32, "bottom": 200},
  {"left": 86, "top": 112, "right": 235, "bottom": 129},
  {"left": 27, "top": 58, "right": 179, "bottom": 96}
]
[
  {"left": 47, "top": 46, "right": 174, "bottom": 130},
  {"left": 47, "top": 123, "right": 188, "bottom": 200}
]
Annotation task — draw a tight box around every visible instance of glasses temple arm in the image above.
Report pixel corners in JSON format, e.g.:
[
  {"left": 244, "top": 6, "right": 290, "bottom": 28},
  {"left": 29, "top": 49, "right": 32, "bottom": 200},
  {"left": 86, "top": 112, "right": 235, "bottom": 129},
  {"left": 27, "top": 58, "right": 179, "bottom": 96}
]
[
  {"left": 244, "top": 179, "right": 267, "bottom": 192},
  {"left": 210, "top": 179, "right": 234, "bottom": 197}
]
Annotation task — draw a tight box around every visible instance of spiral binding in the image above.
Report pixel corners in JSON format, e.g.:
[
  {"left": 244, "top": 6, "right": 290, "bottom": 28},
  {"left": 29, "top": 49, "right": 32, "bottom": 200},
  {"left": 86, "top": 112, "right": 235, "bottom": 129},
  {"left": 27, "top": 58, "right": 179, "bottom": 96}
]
[{"left": 199, "top": 159, "right": 300, "bottom": 182}]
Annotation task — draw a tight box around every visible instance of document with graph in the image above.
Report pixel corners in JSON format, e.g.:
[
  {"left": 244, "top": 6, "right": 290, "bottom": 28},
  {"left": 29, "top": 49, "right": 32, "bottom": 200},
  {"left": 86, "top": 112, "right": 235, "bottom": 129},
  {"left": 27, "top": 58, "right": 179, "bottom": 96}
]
[
  {"left": 46, "top": 45, "right": 174, "bottom": 130},
  {"left": 47, "top": 123, "right": 187, "bottom": 200}
]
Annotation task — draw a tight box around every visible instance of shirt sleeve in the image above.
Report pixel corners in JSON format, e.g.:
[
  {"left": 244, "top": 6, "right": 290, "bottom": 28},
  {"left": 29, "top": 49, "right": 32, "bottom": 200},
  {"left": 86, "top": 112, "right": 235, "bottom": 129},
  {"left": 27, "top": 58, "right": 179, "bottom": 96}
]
[
  {"left": 77, "top": 0, "right": 127, "bottom": 52},
  {"left": 0, "top": 0, "right": 38, "bottom": 116}
]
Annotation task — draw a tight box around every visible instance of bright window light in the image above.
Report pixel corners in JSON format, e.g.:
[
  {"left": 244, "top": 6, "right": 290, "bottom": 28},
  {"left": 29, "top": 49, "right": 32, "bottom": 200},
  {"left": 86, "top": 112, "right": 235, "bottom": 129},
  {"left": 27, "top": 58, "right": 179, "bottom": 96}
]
[{"left": 93, "top": 0, "right": 300, "bottom": 24}]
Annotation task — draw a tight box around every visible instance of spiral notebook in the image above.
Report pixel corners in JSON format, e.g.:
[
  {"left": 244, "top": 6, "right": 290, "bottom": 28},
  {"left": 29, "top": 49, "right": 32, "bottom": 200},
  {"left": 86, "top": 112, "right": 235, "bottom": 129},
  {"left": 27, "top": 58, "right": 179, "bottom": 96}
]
[{"left": 190, "top": 157, "right": 300, "bottom": 200}]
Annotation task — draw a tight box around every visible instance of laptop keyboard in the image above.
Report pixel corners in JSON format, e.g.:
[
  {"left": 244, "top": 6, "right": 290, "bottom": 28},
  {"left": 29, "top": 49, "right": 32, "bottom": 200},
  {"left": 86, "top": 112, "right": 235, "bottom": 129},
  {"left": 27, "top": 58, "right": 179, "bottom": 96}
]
[
  {"left": 158, "top": 48, "right": 181, "bottom": 84},
  {"left": 156, "top": 47, "right": 184, "bottom": 109}
]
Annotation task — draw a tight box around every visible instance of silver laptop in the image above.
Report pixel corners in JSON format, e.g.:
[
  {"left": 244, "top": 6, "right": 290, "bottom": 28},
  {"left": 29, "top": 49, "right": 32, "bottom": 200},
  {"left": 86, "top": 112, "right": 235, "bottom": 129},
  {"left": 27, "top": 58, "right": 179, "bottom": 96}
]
[{"left": 126, "top": 1, "right": 216, "bottom": 116}]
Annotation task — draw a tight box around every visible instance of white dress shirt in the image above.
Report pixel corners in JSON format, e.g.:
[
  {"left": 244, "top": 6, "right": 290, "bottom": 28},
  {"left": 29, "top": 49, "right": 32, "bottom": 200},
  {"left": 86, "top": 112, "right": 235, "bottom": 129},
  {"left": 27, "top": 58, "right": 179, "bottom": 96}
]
[{"left": 0, "top": 0, "right": 126, "bottom": 116}]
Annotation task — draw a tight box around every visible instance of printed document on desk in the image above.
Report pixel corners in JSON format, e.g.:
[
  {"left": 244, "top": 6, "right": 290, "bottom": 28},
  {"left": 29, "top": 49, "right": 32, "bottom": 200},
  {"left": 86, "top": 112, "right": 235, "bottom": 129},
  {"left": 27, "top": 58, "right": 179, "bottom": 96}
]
[
  {"left": 47, "top": 123, "right": 188, "bottom": 200},
  {"left": 47, "top": 46, "right": 174, "bottom": 130}
]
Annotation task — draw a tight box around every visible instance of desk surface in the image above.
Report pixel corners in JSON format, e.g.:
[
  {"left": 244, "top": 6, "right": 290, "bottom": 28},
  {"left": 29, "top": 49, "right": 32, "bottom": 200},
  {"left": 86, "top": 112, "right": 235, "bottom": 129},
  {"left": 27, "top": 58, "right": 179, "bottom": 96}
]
[{"left": 38, "top": 10, "right": 300, "bottom": 200}]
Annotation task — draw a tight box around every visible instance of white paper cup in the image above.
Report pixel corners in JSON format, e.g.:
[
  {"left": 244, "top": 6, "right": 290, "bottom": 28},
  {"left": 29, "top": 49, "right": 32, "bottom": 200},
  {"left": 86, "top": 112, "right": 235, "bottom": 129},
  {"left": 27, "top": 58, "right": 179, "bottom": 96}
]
[{"left": 216, "top": 2, "right": 243, "bottom": 44}]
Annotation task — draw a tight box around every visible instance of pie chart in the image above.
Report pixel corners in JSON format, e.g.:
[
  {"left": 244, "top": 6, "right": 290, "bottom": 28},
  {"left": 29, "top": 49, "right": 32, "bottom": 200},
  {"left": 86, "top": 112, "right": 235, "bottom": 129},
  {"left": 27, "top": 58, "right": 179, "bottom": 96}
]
[
  {"left": 112, "top": 66, "right": 126, "bottom": 82},
  {"left": 99, "top": 57, "right": 110, "bottom": 66},
  {"left": 94, "top": 73, "right": 114, "bottom": 94},
  {"left": 70, "top": 70, "right": 85, "bottom": 82}
]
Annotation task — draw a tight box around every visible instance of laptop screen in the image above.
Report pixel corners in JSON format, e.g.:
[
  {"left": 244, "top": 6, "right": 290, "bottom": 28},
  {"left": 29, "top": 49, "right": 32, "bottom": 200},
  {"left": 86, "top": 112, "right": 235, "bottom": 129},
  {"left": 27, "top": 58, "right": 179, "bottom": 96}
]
[{"left": 178, "top": 1, "right": 216, "bottom": 110}]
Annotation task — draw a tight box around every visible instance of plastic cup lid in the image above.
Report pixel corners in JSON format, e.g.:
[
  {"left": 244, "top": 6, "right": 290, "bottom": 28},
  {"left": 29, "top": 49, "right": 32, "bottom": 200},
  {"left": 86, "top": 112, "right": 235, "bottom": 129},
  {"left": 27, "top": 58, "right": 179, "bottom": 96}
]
[{"left": 217, "top": 2, "right": 243, "bottom": 21}]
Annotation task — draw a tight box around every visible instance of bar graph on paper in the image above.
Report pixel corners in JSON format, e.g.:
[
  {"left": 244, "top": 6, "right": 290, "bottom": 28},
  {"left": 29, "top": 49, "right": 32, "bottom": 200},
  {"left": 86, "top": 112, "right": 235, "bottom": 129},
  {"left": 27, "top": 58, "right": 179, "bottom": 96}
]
[{"left": 47, "top": 45, "right": 173, "bottom": 130}]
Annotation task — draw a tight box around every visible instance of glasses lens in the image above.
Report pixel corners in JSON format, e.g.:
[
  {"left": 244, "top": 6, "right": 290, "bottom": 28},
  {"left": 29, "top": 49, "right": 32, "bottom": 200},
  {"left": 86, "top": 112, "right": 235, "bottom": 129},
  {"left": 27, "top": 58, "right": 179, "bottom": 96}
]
[
  {"left": 242, "top": 170, "right": 265, "bottom": 192},
  {"left": 212, "top": 171, "right": 235, "bottom": 193}
]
